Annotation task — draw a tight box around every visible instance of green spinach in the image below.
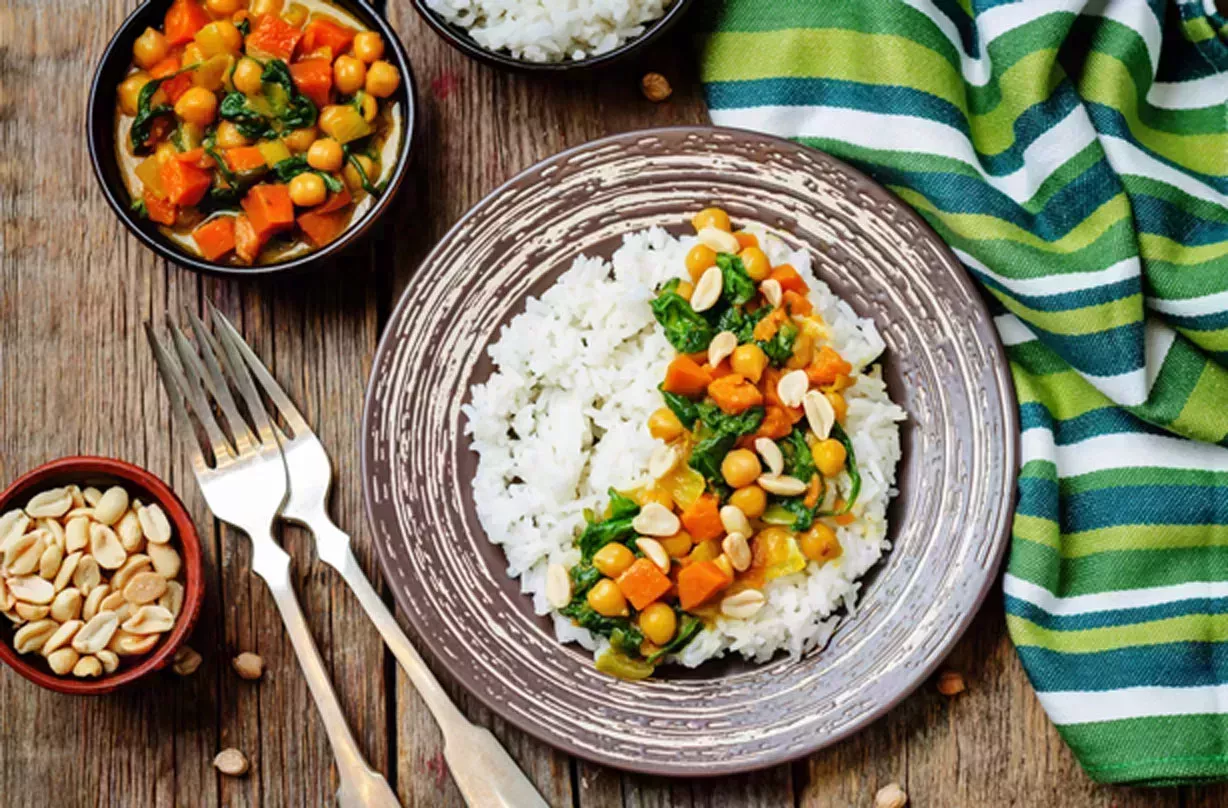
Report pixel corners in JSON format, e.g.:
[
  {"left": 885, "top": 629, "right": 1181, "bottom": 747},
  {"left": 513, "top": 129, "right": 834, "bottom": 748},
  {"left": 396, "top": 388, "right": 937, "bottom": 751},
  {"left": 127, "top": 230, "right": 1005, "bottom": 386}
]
[
  {"left": 688, "top": 403, "right": 764, "bottom": 484},
  {"left": 715, "top": 253, "right": 756, "bottom": 306},
  {"left": 568, "top": 564, "right": 602, "bottom": 598},
  {"left": 576, "top": 488, "right": 640, "bottom": 562},
  {"left": 219, "top": 92, "right": 275, "bottom": 140},
  {"left": 714, "top": 304, "right": 770, "bottom": 343},
  {"left": 779, "top": 426, "right": 816, "bottom": 482},
  {"left": 658, "top": 386, "right": 700, "bottom": 430},
  {"left": 646, "top": 613, "right": 703, "bottom": 664},
  {"left": 130, "top": 198, "right": 148, "bottom": 218},
  {"left": 817, "top": 423, "right": 862, "bottom": 515},
  {"left": 758, "top": 321, "right": 799, "bottom": 366},
  {"left": 343, "top": 146, "right": 382, "bottom": 197},
  {"left": 559, "top": 601, "right": 644, "bottom": 656},
  {"left": 650, "top": 292, "right": 714, "bottom": 353},
  {"left": 129, "top": 78, "right": 174, "bottom": 154},
  {"left": 773, "top": 497, "right": 817, "bottom": 531},
  {"left": 235, "top": 17, "right": 250, "bottom": 36},
  {"left": 271, "top": 156, "right": 344, "bottom": 192}
]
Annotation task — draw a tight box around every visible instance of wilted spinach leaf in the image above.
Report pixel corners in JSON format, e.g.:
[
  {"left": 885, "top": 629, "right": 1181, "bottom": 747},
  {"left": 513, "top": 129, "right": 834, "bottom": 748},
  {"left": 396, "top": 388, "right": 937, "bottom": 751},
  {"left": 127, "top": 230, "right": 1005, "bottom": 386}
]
[
  {"left": 759, "top": 321, "right": 799, "bottom": 366},
  {"left": 219, "top": 92, "right": 275, "bottom": 140},
  {"left": 576, "top": 488, "right": 640, "bottom": 562},
  {"left": 688, "top": 403, "right": 764, "bottom": 484},
  {"left": 658, "top": 386, "right": 700, "bottom": 430},
  {"left": 714, "top": 305, "right": 770, "bottom": 343},
  {"left": 129, "top": 77, "right": 174, "bottom": 154},
  {"left": 650, "top": 292, "right": 714, "bottom": 353},
  {"left": 646, "top": 613, "right": 703, "bottom": 664},
  {"left": 773, "top": 497, "right": 817, "bottom": 531},
  {"left": 779, "top": 426, "right": 816, "bottom": 483},
  {"left": 559, "top": 602, "right": 643, "bottom": 656},
  {"left": 817, "top": 423, "right": 861, "bottom": 515},
  {"left": 715, "top": 253, "right": 756, "bottom": 306},
  {"left": 271, "top": 156, "right": 343, "bottom": 191}
]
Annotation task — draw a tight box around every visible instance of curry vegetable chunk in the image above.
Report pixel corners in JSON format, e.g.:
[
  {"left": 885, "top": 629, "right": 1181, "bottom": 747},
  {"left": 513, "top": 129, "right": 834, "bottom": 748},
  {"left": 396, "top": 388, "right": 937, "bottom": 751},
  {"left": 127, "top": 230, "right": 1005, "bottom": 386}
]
[
  {"left": 551, "top": 208, "right": 865, "bottom": 680},
  {"left": 114, "top": 0, "right": 402, "bottom": 265}
]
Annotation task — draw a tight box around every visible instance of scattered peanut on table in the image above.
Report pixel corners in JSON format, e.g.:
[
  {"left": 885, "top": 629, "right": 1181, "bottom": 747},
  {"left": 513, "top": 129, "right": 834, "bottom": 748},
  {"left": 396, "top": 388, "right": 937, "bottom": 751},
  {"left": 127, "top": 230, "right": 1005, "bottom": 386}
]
[
  {"left": 0, "top": 484, "right": 186, "bottom": 678},
  {"left": 213, "top": 748, "right": 249, "bottom": 777},
  {"left": 874, "top": 783, "right": 908, "bottom": 808},
  {"left": 232, "top": 651, "right": 264, "bottom": 681},
  {"left": 936, "top": 669, "right": 966, "bottom": 696},
  {"left": 641, "top": 72, "right": 672, "bottom": 102}
]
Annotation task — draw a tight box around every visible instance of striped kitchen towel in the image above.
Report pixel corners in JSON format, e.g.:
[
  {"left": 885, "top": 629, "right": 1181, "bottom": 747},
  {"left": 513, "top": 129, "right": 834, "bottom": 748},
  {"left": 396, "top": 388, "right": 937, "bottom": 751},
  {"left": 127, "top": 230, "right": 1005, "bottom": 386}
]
[{"left": 699, "top": 0, "right": 1228, "bottom": 786}]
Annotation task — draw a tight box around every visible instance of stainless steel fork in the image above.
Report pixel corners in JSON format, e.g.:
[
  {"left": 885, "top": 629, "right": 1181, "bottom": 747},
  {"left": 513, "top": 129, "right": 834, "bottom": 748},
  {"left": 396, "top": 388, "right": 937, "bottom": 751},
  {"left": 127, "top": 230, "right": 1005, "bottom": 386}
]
[
  {"left": 208, "top": 303, "right": 549, "bottom": 808},
  {"left": 146, "top": 314, "right": 400, "bottom": 808}
]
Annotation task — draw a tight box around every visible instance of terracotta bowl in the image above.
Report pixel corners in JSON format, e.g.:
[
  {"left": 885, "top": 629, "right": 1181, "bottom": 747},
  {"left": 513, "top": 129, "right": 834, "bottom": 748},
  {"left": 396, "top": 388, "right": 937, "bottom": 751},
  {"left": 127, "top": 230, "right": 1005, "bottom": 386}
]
[
  {"left": 362, "top": 127, "right": 1018, "bottom": 775},
  {"left": 0, "top": 457, "right": 204, "bottom": 695}
]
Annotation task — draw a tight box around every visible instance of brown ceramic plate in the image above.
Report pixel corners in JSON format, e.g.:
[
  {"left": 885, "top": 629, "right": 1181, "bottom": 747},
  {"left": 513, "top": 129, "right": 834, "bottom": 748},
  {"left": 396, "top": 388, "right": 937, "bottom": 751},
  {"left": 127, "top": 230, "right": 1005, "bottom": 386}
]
[{"left": 362, "top": 126, "right": 1017, "bottom": 776}]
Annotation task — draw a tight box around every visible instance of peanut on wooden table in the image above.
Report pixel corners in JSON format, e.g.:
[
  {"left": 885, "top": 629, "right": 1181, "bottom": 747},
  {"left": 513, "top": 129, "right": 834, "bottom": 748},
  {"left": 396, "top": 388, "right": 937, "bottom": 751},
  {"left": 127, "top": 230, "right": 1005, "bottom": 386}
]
[{"left": 1, "top": 485, "right": 185, "bottom": 678}]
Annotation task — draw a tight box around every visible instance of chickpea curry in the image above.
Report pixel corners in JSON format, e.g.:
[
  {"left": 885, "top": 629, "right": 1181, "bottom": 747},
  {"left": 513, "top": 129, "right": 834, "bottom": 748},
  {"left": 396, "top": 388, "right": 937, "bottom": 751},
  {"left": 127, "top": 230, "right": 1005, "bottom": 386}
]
[
  {"left": 550, "top": 208, "right": 863, "bottom": 680},
  {"left": 114, "top": 0, "right": 403, "bottom": 265}
]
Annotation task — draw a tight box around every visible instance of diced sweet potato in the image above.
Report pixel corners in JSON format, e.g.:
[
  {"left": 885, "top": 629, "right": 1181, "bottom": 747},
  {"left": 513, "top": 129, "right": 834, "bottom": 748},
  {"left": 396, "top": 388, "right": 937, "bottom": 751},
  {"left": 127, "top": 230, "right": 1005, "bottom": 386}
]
[
  {"left": 616, "top": 558, "right": 672, "bottom": 611},
  {"left": 680, "top": 494, "right": 723, "bottom": 542},
  {"left": 677, "top": 561, "right": 728, "bottom": 611},
  {"left": 662, "top": 355, "right": 712, "bottom": 397}
]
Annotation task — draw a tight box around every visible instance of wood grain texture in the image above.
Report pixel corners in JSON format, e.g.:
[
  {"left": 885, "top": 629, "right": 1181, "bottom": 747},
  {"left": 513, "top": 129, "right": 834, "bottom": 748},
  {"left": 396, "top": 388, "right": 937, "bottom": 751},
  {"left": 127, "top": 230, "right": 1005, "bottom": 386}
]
[{"left": 4, "top": 0, "right": 1228, "bottom": 806}]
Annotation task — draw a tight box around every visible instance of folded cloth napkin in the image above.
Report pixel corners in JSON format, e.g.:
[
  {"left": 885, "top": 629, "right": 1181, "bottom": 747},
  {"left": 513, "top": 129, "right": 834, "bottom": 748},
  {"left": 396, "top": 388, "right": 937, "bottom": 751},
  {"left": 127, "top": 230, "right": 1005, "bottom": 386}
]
[{"left": 700, "top": 0, "right": 1228, "bottom": 785}]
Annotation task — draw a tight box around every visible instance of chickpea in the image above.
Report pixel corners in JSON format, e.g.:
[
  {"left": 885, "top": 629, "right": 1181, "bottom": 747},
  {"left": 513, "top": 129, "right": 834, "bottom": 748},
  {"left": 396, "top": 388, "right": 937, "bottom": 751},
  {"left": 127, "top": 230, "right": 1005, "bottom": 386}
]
[
  {"left": 133, "top": 27, "right": 169, "bottom": 70},
  {"left": 785, "top": 333, "right": 814, "bottom": 370},
  {"left": 825, "top": 391, "right": 848, "bottom": 423},
  {"left": 586, "top": 579, "right": 628, "bottom": 617},
  {"left": 352, "top": 31, "right": 385, "bottom": 63},
  {"left": 307, "top": 138, "right": 345, "bottom": 172},
  {"left": 364, "top": 60, "right": 400, "bottom": 98},
  {"left": 343, "top": 154, "right": 375, "bottom": 192},
  {"left": 334, "top": 55, "right": 367, "bottom": 96},
  {"left": 691, "top": 207, "right": 731, "bottom": 232},
  {"left": 641, "top": 486, "right": 674, "bottom": 512},
  {"left": 730, "top": 343, "right": 768, "bottom": 384},
  {"left": 592, "top": 543, "right": 635, "bottom": 579},
  {"left": 206, "top": 0, "right": 245, "bottom": 14},
  {"left": 685, "top": 244, "right": 716, "bottom": 281},
  {"left": 288, "top": 172, "right": 327, "bottom": 207},
  {"left": 638, "top": 603, "right": 677, "bottom": 646},
  {"left": 174, "top": 87, "right": 218, "bottom": 127},
  {"left": 210, "top": 21, "right": 244, "bottom": 55},
  {"left": 813, "top": 438, "right": 848, "bottom": 477},
  {"left": 659, "top": 531, "right": 694, "bottom": 559},
  {"left": 676, "top": 280, "right": 694, "bottom": 301},
  {"left": 721, "top": 449, "right": 761, "bottom": 489},
  {"left": 233, "top": 57, "right": 264, "bottom": 95},
  {"left": 282, "top": 126, "right": 317, "bottom": 154},
  {"left": 647, "top": 407, "right": 684, "bottom": 441},
  {"left": 358, "top": 92, "right": 378, "bottom": 122},
  {"left": 214, "top": 121, "right": 248, "bottom": 149},
  {"left": 739, "top": 247, "right": 771, "bottom": 281},
  {"left": 728, "top": 485, "right": 767, "bottom": 519},
  {"left": 249, "top": 0, "right": 283, "bottom": 14},
  {"left": 118, "top": 72, "right": 151, "bottom": 117},
  {"left": 799, "top": 523, "right": 842, "bottom": 564}
]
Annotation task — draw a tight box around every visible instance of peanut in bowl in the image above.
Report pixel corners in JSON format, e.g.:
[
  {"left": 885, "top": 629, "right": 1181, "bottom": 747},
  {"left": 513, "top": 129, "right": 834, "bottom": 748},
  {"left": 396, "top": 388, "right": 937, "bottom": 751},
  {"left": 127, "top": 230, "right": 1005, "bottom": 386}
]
[{"left": 0, "top": 457, "right": 204, "bottom": 695}]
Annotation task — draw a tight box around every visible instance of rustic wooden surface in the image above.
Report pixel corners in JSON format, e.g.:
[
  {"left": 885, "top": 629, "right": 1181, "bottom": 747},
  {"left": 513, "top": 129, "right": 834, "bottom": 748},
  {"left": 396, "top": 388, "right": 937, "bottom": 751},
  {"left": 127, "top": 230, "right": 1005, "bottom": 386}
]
[{"left": 3, "top": 1, "right": 1227, "bottom": 806}]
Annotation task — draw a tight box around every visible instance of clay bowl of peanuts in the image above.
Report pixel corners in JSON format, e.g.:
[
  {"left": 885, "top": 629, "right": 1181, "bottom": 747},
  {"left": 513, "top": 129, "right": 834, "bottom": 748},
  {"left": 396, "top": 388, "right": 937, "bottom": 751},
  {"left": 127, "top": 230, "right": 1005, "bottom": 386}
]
[{"left": 0, "top": 456, "right": 204, "bottom": 694}]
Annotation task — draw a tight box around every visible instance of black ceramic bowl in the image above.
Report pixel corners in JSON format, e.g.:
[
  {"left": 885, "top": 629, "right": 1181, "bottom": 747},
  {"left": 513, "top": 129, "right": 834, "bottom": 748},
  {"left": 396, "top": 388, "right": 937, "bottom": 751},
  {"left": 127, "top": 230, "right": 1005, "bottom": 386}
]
[
  {"left": 411, "top": 0, "right": 695, "bottom": 73},
  {"left": 87, "top": 0, "right": 416, "bottom": 277}
]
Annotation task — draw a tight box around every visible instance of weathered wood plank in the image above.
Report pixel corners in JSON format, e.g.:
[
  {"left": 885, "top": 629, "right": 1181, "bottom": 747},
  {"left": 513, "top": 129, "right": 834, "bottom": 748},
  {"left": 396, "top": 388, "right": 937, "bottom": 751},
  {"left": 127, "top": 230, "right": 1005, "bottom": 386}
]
[{"left": 380, "top": 4, "right": 710, "bottom": 806}]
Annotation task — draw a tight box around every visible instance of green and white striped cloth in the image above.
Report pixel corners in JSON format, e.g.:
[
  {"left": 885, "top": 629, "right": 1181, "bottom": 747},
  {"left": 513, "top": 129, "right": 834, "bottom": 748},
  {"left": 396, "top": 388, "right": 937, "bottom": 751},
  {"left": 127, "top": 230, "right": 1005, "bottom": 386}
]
[{"left": 700, "top": 0, "right": 1228, "bottom": 785}]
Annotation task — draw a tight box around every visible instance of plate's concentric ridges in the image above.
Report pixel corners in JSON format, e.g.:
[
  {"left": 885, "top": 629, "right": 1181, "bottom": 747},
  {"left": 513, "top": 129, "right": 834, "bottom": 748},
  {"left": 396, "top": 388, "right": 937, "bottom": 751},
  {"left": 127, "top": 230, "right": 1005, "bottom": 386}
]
[{"left": 362, "top": 127, "right": 1017, "bottom": 776}]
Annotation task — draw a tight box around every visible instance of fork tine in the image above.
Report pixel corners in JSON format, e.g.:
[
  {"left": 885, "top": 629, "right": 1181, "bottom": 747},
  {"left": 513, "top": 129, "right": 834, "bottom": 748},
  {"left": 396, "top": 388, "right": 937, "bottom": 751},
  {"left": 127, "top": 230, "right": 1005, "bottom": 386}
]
[
  {"left": 144, "top": 322, "right": 228, "bottom": 473},
  {"left": 181, "top": 309, "right": 259, "bottom": 453},
  {"left": 207, "top": 306, "right": 279, "bottom": 449},
  {"left": 207, "top": 301, "right": 313, "bottom": 439}
]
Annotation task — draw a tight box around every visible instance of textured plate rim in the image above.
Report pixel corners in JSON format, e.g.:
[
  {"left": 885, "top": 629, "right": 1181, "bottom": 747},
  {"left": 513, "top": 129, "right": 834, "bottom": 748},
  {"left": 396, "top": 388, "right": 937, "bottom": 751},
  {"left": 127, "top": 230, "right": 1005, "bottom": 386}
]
[{"left": 361, "top": 125, "right": 1019, "bottom": 776}]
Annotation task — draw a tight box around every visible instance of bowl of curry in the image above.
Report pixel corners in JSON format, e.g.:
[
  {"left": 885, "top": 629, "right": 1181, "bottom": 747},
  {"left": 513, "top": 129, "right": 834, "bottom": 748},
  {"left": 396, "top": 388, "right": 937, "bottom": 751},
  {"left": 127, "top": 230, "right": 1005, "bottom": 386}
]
[{"left": 88, "top": 0, "right": 415, "bottom": 275}]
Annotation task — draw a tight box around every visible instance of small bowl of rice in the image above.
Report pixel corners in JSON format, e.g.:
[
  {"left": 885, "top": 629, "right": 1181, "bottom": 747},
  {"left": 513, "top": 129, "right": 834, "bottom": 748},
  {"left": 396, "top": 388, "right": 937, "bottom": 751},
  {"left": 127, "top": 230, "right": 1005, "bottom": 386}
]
[{"left": 412, "top": 0, "right": 695, "bottom": 71}]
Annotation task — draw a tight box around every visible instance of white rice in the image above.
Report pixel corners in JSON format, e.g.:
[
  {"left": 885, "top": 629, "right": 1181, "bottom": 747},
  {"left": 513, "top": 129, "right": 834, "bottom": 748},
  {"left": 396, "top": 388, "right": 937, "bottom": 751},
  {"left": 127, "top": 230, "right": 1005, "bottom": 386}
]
[
  {"left": 425, "top": 0, "right": 674, "bottom": 63},
  {"left": 462, "top": 227, "right": 906, "bottom": 667}
]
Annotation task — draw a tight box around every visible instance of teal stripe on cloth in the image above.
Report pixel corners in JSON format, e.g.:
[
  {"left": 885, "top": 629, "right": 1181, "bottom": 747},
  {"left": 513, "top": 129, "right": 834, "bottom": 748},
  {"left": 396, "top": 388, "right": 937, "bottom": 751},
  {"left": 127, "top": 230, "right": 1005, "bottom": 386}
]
[{"left": 700, "top": 0, "right": 1228, "bottom": 786}]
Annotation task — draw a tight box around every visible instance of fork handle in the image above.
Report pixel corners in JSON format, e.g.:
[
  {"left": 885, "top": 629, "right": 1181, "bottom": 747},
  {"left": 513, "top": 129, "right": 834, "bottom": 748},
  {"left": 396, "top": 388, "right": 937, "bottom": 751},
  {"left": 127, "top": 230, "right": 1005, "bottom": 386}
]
[
  {"left": 257, "top": 550, "right": 401, "bottom": 808},
  {"left": 309, "top": 518, "right": 550, "bottom": 808}
]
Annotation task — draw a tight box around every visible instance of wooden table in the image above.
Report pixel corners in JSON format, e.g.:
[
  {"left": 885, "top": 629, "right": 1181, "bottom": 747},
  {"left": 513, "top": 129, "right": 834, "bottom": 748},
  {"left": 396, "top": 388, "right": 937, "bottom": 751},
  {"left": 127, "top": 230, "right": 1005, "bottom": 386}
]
[{"left": 4, "top": 2, "right": 1227, "bottom": 805}]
